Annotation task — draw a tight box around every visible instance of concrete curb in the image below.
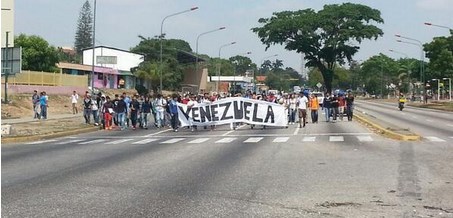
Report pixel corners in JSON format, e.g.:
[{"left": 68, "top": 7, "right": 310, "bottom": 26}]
[
  {"left": 1, "top": 126, "right": 99, "bottom": 144},
  {"left": 354, "top": 113, "right": 421, "bottom": 141}
]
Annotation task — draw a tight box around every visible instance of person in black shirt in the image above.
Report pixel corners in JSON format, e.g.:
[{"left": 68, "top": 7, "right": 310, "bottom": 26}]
[
  {"left": 345, "top": 92, "right": 355, "bottom": 121},
  {"left": 322, "top": 93, "right": 332, "bottom": 122},
  {"left": 331, "top": 94, "right": 339, "bottom": 122},
  {"left": 83, "top": 94, "right": 92, "bottom": 124},
  {"left": 112, "top": 94, "right": 119, "bottom": 126},
  {"left": 129, "top": 95, "right": 140, "bottom": 130}
]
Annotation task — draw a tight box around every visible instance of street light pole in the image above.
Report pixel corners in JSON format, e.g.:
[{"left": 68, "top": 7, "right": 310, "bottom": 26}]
[
  {"left": 443, "top": 78, "right": 452, "bottom": 101},
  {"left": 217, "top": 41, "right": 236, "bottom": 93},
  {"left": 91, "top": 0, "right": 97, "bottom": 94},
  {"left": 159, "top": 7, "right": 199, "bottom": 94},
  {"left": 424, "top": 22, "right": 453, "bottom": 31},
  {"left": 395, "top": 34, "right": 425, "bottom": 83},
  {"left": 195, "top": 27, "right": 226, "bottom": 93},
  {"left": 432, "top": 79, "right": 440, "bottom": 101}
]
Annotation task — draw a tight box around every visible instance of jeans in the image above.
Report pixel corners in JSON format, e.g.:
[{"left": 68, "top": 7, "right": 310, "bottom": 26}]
[
  {"left": 40, "top": 105, "right": 47, "bottom": 119},
  {"left": 33, "top": 104, "right": 40, "bottom": 119},
  {"left": 141, "top": 112, "right": 150, "bottom": 128},
  {"left": 311, "top": 110, "right": 318, "bottom": 123},
  {"left": 332, "top": 107, "right": 339, "bottom": 121},
  {"left": 131, "top": 112, "right": 138, "bottom": 128},
  {"left": 289, "top": 109, "right": 296, "bottom": 123},
  {"left": 156, "top": 110, "right": 164, "bottom": 127},
  {"left": 171, "top": 113, "right": 178, "bottom": 130},
  {"left": 346, "top": 105, "right": 354, "bottom": 121},
  {"left": 92, "top": 110, "right": 99, "bottom": 124},
  {"left": 117, "top": 112, "right": 126, "bottom": 129},
  {"left": 324, "top": 107, "right": 330, "bottom": 122},
  {"left": 83, "top": 108, "right": 91, "bottom": 124}
]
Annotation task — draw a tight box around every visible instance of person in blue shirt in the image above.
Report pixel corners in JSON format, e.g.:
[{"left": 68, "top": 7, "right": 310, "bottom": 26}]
[
  {"left": 169, "top": 94, "right": 179, "bottom": 132},
  {"left": 39, "top": 91, "right": 48, "bottom": 119}
]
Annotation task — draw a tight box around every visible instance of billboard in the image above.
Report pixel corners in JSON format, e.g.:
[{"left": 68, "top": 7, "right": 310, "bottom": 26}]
[{"left": 96, "top": 56, "right": 117, "bottom": 65}]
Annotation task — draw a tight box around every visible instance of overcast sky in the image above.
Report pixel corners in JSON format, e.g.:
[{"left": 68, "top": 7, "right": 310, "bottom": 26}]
[{"left": 14, "top": 0, "right": 453, "bottom": 72}]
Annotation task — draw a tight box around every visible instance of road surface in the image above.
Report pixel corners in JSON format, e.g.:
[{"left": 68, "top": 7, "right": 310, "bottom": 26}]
[{"left": 2, "top": 115, "right": 453, "bottom": 217}]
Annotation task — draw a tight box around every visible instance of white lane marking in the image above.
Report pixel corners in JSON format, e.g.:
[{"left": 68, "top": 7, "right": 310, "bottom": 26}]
[
  {"left": 412, "top": 116, "right": 417, "bottom": 119},
  {"left": 160, "top": 138, "right": 185, "bottom": 144},
  {"left": 215, "top": 138, "right": 237, "bottom": 143},
  {"left": 26, "top": 139, "right": 57, "bottom": 145},
  {"left": 447, "top": 124, "right": 453, "bottom": 127},
  {"left": 222, "top": 124, "right": 247, "bottom": 136},
  {"left": 293, "top": 127, "right": 300, "bottom": 135},
  {"left": 329, "top": 136, "right": 344, "bottom": 142},
  {"left": 56, "top": 139, "right": 84, "bottom": 144},
  {"left": 425, "top": 119, "right": 434, "bottom": 122},
  {"left": 244, "top": 137, "right": 263, "bottom": 143},
  {"left": 425, "top": 136, "right": 446, "bottom": 142},
  {"left": 78, "top": 139, "right": 107, "bottom": 144},
  {"left": 144, "top": 129, "right": 172, "bottom": 137},
  {"left": 356, "top": 136, "right": 373, "bottom": 142},
  {"left": 106, "top": 139, "right": 133, "bottom": 144},
  {"left": 132, "top": 139, "right": 158, "bottom": 144},
  {"left": 302, "top": 137, "right": 316, "bottom": 142},
  {"left": 273, "top": 137, "right": 289, "bottom": 143},
  {"left": 188, "top": 138, "right": 210, "bottom": 144}
]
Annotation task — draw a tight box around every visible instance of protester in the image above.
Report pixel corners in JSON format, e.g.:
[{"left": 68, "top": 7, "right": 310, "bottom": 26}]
[
  {"left": 71, "top": 91, "right": 79, "bottom": 114},
  {"left": 83, "top": 94, "right": 92, "bottom": 124},
  {"left": 141, "top": 95, "right": 152, "bottom": 129},
  {"left": 322, "top": 93, "right": 332, "bottom": 122},
  {"left": 129, "top": 95, "right": 140, "bottom": 130},
  {"left": 345, "top": 92, "right": 355, "bottom": 121},
  {"left": 154, "top": 94, "right": 167, "bottom": 128},
  {"left": 116, "top": 95, "right": 127, "bottom": 130},
  {"left": 101, "top": 96, "right": 114, "bottom": 130},
  {"left": 331, "top": 94, "right": 339, "bottom": 122},
  {"left": 91, "top": 95, "right": 100, "bottom": 126},
  {"left": 297, "top": 92, "right": 309, "bottom": 128},
  {"left": 169, "top": 93, "right": 179, "bottom": 132},
  {"left": 39, "top": 91, "right": 48, "bottom": 120},
  {"left": 309, "top": 93, "right": 319, "bottom": 123},
  {"left": 338, "top": 93, "right": 345, "bottom": 121}
]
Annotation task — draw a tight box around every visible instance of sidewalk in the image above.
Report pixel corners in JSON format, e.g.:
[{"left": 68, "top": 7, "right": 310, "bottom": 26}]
[{"left": 1, "top": 113, "right": 80, "bottom": 125}]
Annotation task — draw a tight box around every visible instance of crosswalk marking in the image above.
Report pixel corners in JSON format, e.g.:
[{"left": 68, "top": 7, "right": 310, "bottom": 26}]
[
  {"left": 106, "top": 139, "right": 133, "bottom": 145},
  {"left": 302, "top": 137, "right": 316, "bottom": 142},
  {"left": 425, "top": 136, "right": 446, "bottom": 142},
  {"left": 244, "top": 137, "right": 263, "bottom": 143},
  {"left": 329, "top": 136, "right": 344, "bottom": 142},
  {"left": 215, "top": 138, "right": 236, "bottom": 143},
  {"left": 356, "top": 136, "right": 373, "bottom": 142},
  {"left": 26, "top": 139, "right": 57, "bottom": 145},
  {"left": 56, "top": 139, "right": 84, "bottom": 144},
  {"left": 132, "top": 139, "right": 158, "bottom": 144},
  {"left": 78, "top": 139, "right": 107, "bottom": 144},
  {"left": 160, "top": 138, "right": 185, "bottom": 144},
  {"left": 273, "top": 137, "right": 289, "bottom": 143},
  {"left": 188, "top": 138, "right": 210, "bottom": 144}
]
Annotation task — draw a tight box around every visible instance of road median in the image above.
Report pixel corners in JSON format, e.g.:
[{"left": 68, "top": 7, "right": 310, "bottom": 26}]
[{"left": 354, "top": 110, "right": 420, "bottom": 141}]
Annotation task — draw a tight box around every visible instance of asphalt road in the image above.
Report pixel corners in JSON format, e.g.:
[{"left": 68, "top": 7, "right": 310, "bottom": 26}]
[
  {"left": 2, "top": 116, "right": 453, "bottom": 217},
  {"left": 355, "top": 100, "right": 453, "bottom": 142}
]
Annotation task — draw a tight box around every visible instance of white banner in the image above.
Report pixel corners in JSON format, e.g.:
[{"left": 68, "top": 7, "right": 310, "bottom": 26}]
[{"left": 177, "top": 97, "right": 288, "bottom": 127}]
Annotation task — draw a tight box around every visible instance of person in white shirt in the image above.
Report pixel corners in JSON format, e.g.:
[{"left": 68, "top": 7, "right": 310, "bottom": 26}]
[
  {"left": 187, "top": 95, "right": 198, "bottom": 131},
  {"left": 71, "top": 91, "right": 79, "bottom": 114},
  {"left": 296, "top": 93, "right": 309, "bottom": 128},
  {"left": 154, "top": 94, "right": 167, "bottom": 128}
]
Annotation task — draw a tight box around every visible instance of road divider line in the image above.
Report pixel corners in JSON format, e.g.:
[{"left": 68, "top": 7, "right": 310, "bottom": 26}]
[
  {"left": 56, "top": 139, "right": 84, "bottom": 144},
  {"left": 26, "top": 139, "right": 57, "bottom": 145},
  {"left": 106, "top": 139, "right": 133, "bottom": 145},
  {"left": 160, "top": 138, "right": 185, "bottom": 144},
  {"left": 354, "top": 113, "right": 420, "bottom": 141},
  {"left": 329, "top": 136, "right": 344, "bottom": 142},
  {"left": 78, "top": 139, "right": 106, "bottom": 144},
  {"left": 302, "top": 137, "right": 316, "bottom": 142},
  {"left": 293, "top": 127, "right": 300, "bottom": 135},
  {"left": 215, "top": 138, "right": 237, "bottom": 143},
  {"left": 356, "top": 136, "right": 373, "bottom": 142},
  {"left": 273, "top": 137, "right": 289, "bottom": 143},
  {"left": 244, "top": 137, "right": 263, "bottom": 143},
  {"left": 425, "top": 136, "right": 446, "bottom": 142},
  {"left": 132, "top": 139, "right": 158, "bottom": 144},
  {"left": 144, "top": 129, "right": 172, "bottom": 137},
  {"left": 188, "top": 138, "right": 210, "bottom": 144}
]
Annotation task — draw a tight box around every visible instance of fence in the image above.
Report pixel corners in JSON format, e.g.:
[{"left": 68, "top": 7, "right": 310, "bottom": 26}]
[{"left": 1, "top": 71, "right": 88, "bottom": 87}]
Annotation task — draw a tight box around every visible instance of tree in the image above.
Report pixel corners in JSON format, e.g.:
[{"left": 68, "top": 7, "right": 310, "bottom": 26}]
[
  {"left": 359, "top": 54, "right": 399, "bottom": 96},
  {"left": 130, "top": 36, "right": 193, "bottom": 92},
  {"left": 14, "top": 34, "right": 59, "bottom": 72},
  {"left": 74, "top": 0, "right": 93, "bottom": 54},
  {"left": 229, "top": 55, "right": 257, "bottom": 75},
  {"left": 424, "top": 33, "right": 453, "bottom": 80},
  {"left": 252, "top": 3, "right": 384, "bottom": 94}
]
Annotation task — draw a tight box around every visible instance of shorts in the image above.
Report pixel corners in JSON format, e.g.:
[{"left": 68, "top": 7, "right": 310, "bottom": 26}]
[{"left": 298, "top": 109, "right": 307, "bottom": 118}]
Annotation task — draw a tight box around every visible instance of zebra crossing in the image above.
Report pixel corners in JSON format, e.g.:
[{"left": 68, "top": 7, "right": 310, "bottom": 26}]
[
  {"left": 25, "top": 135, "right": 452, "bottom": 145},
  {"left": 26, "top": 135, "right": 386, "bottom": 145}
]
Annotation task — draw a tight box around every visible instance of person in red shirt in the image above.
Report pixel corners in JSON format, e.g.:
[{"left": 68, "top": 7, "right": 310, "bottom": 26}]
[
  {"left": 338, "top": 94, "right": 346, "bottom": 121},
  {"left": 181, "top": 94, "right": 190, "bottom": 104}
]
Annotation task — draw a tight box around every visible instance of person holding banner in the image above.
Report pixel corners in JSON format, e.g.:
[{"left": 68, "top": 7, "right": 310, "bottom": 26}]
[
  {"left": 169, "top": 94, "right": 179, "bottom": 132},
  {"left": 187, "top": 95, "right": 198, "bottom": 131},
  {"left": 297, "top": 93, "right": 309, "bottom": 128}
]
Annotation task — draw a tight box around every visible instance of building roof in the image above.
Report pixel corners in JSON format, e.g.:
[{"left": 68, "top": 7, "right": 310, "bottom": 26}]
[
  {"left": 82, "top": 45, "right": 144, "bottom": 56},
  {"left": 256, "top": 76, "right": 267, "bottom": 82},
  {"left": 57, "top": 62, "right": 119, "bottom": 75}
]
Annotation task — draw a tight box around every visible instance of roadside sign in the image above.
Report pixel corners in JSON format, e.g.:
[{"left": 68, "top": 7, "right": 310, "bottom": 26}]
[
  {"left": 1, "top": 47, "right": 22, "bottom": 75},
  {"left": 96, "top": 56, "right": 117, "bottom": 65},
  {"left": 316, "top": 83, "right": 322, "bottom": 88}
]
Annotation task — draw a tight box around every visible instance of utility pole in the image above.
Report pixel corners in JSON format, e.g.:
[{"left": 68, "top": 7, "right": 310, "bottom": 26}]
[{"left": 3, "top": 31, "right": 10, "bottom": 103}]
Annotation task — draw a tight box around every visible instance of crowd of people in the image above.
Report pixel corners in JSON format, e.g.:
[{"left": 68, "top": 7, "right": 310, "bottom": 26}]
[{"left": 64, "top": 90, "right": 355, "bottom": 132}]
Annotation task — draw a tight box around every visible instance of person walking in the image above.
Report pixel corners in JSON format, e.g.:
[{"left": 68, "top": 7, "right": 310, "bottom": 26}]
[
  {"left": 322, "top": 93, "right": 332, "bottom": 122},
  {"left": 154, "top": 94, "right": 167, "bottom": 128},
  {"left": 71, "top": 91, "right": 79, "bottom": 114},
  {"left": 116, "top": 95, "right": 127, "bottom": 130},
  {"left": 83, "top": 94, "right": 92, "bottom": 124},
  {"left": 296, "top": 92, "right": 309, "bottom": 128},
  {"left": 102, "top": 96, "right": 114, "bottom": 130},
  {"left": 39, "top": 91, "right": 48, "bottom": 119},
  {"left": 309, "top": 93, "right": 319, "bottom": 123},
  {"left": 289, "top": 94, "right": 297, "bottom": 124},
  {"left": 91, "top": 95, "right": 100, "bottom": 126},
  {"left": 338, "top": 94, "right": 345, "bottom": 121},
  {"left": 32, "top": 90, "right": 40, "bottom": 119},
  {"left": 141, "top": 96, "right": 152, "bottom": 129},
  {"left": 345, "top": 92, "right": 355, "bottom": 121},
  {"left": 169, "top": 94, "right": 179, "bottom": 132},
  {"left": 129, "top": 95, "right": 140, "bottom": 130},
  {"left": 331, "top": 94, "right": 339, "bottom": 122}
]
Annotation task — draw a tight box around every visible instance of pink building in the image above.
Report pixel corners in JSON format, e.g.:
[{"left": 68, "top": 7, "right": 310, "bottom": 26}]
[{"left": 57, "top": 62, "right": 118, "bottom": 89}]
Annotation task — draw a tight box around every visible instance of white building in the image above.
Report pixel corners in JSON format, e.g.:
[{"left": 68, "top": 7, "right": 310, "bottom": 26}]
[
  {"left": 1, "top": 0, "right": 14, "bottom": 47},
  {"left": 83, "top": 46, "right": 144, "bottom": 89}
]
